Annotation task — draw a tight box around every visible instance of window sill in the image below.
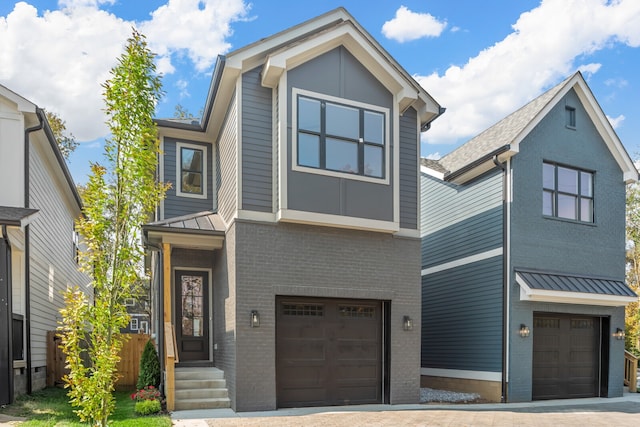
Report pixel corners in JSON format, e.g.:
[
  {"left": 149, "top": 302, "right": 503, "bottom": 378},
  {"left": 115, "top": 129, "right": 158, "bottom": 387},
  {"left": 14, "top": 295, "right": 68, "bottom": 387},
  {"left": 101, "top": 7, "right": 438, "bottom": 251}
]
[
  {"left": 292, "top": 163, "right": 390, "bottom": 185},
  {"left": 542, "top": 215, "right": 596, "bottom": 226}
]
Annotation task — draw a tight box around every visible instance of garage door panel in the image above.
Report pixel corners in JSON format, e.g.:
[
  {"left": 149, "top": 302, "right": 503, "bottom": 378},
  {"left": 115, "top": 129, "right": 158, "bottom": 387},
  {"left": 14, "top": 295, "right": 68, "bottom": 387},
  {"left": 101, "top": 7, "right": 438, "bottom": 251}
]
[
  {"left": 279, "top": 339, "right": 326, "bottom": 360},
  {"left": 277, "top": 297, "right": 382, "bottom": 408},
  {"left": 336, "top": 339, "right": 379, "bottom": 360},
  {"left": 532, "top": 314, "right": 599, "bottom": 400}
]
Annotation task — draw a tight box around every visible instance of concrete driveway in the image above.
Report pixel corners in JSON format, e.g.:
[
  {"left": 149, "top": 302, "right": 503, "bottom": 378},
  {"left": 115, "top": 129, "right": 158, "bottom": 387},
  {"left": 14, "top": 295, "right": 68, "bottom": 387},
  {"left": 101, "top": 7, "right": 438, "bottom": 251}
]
[{"left": 172, "top": 392, "right": 640, "bottom": 427}]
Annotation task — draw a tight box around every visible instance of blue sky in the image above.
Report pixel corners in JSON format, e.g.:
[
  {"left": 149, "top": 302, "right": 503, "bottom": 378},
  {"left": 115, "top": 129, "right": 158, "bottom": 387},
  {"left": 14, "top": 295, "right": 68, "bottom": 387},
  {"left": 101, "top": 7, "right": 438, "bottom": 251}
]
[{"left": 1, "top": 0, "right": 639, "bottom": 185}]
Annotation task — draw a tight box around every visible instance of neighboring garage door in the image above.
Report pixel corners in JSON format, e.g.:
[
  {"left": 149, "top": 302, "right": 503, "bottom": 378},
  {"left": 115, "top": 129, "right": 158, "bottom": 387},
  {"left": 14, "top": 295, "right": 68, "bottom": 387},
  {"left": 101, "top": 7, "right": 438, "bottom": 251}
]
[
  {"left": 276, "top": 297, "right": 382, "bottom": 408},
  {"left": 532, "top": 313, "right": 600, "bottom": 400}
]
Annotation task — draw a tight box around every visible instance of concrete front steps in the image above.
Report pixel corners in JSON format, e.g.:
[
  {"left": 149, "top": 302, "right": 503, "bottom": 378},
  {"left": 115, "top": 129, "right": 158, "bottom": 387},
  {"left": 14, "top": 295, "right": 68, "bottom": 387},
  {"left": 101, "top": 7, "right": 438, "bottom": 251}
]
[{"left": 174, "top": 367, "right": 230, "bottom": 410}]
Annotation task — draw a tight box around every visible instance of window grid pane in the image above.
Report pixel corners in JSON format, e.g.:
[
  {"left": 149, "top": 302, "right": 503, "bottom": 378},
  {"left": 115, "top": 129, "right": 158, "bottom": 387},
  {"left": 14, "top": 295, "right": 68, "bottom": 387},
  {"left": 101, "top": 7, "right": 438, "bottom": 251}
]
[
  {"left": 326, "top": 138, "right": 358, "bottom": 173},
  {"left": 299, "top": 97, "right": 321, "bottom": 132},
  {"left": 180, "top": 147, "right": 204, "bottom": 194},
  {"left": 326, "top": 103, "right": 359, "bottom": 139},
  {"left": 296, "top": 95, "right": 385, "bottom": 179},
  {"left": 364, "top": 145, "right": 383, "bottom": 178},
  {"left": 557, "top": 167, "right": 578, "bottom": 194},
  {"left": 298, "top": 133, "right": 320, "bottom": 168},
  {"left": 364, "top": 111, "right": 384, "bottom": 145},
  {"left": 543, "top": 162, "right": 594, "bottom": 223}
]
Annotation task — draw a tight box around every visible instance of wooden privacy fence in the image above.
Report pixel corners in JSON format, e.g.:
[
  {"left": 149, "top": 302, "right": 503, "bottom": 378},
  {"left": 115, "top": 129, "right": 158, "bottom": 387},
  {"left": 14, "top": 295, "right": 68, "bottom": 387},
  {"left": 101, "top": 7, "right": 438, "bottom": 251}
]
[{"left": 47, "top": 332, "right": 152, "bottom": 390}]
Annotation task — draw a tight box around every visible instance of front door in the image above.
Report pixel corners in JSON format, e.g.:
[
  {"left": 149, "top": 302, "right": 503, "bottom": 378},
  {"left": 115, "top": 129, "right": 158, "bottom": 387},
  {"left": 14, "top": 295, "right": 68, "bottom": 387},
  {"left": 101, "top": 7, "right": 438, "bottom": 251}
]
[{"left": 174, "top": 270, "right": 210, "bottom": 362}]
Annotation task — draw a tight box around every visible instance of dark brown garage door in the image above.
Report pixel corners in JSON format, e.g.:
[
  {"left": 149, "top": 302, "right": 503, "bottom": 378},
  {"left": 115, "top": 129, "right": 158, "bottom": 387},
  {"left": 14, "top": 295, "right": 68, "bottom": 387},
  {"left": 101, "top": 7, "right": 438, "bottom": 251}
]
[
  {"left": 276, "top": 297, "right": 382, "bottom": 408},
  {"left": 532, "top": 313, "right": 600, "bottom": 400}
]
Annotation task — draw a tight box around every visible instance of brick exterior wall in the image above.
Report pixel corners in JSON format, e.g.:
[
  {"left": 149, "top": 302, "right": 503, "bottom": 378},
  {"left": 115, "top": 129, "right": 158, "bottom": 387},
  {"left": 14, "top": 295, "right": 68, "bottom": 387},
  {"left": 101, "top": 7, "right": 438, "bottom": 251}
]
[{"left": 226, "top": 220, "right": 421, "bottom": 411}]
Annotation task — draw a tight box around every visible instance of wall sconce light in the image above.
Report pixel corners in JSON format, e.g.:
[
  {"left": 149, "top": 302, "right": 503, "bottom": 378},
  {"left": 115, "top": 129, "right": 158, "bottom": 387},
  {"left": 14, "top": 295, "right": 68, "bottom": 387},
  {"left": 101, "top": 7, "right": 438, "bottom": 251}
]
[
  {"left": 613, "top": 328, "right": 625, "bottom": 340},
  {"left": 250, "top": 310, "right": 260, "bottom": 328},
  {"left": 403, "top": 316, "right": 413, "bottom": 331},
  {"left": 519, "top": 324, "right": 530, "bottom": 338}
]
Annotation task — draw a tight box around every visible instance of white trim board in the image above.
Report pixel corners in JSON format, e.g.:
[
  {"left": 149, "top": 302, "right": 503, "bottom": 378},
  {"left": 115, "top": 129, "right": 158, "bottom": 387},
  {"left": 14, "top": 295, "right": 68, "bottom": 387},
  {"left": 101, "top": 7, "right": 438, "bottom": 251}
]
[
  {"left": 420, "top": 368, "right": 502, "bottom": 382},
  {"left": 422, "top": 247, "right": 503, "bottom": 276}
]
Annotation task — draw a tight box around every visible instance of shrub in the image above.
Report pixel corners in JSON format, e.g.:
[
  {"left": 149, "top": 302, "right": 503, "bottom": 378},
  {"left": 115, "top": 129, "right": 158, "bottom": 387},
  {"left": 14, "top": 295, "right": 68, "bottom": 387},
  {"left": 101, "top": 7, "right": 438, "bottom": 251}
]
[
  {"left": 134, "top": 399, "right": 162, "bottom": 415},
  {"left": 137, "top": 339, "right": 161, "bottom": 390},
  {"left": 131, "top": 385, "right": 163, "bottom": 403}
]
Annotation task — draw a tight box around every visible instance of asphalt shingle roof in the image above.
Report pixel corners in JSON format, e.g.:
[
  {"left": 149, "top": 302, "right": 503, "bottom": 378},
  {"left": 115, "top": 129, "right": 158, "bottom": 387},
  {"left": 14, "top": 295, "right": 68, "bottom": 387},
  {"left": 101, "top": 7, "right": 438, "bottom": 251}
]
[
  {"left": 0, "top": 206, "right": 39, "bottom": 226},
  {"left": 429, "top": 74, "right": 573, "bottom": 175}
]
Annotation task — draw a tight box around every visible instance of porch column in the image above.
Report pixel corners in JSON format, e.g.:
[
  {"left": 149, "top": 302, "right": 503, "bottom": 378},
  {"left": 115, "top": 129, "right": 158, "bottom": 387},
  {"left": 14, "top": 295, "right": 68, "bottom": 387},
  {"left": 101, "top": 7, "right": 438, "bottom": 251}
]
[{"left": 162, "top": 242, "right": 176, "bottom": 411}]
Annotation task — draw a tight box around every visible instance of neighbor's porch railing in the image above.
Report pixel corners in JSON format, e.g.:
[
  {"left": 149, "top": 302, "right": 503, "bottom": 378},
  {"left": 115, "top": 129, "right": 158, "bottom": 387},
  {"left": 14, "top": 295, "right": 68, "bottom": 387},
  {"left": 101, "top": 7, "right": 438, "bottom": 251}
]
[{"left": 624, "top": 350, "right": 638, "bottom": 393}]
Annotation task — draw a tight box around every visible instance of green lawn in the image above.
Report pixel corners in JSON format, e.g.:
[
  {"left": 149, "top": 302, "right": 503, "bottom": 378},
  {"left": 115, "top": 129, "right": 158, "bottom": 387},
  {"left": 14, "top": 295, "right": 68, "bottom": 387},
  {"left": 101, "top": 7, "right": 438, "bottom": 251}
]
[{"left": 0, "top": 387, "right": 171, "bottom": 427}]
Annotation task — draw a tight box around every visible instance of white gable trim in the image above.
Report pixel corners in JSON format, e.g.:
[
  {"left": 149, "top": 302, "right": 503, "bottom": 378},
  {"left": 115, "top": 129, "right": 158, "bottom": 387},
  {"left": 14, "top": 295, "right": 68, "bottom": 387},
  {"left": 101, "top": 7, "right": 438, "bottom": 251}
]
[
  {"left": 420, "top": 165, "right": 445, "bottom": 180},
  {"left": 510, "top": 73, "right": 637, "bottom": 183}
]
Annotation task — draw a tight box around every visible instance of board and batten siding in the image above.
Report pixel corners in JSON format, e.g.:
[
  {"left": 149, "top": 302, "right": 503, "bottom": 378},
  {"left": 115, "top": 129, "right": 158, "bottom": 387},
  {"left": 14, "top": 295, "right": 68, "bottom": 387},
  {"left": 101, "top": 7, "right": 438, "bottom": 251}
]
[
  {"left": 421, "top": 170, "right": 503, "bottom": 269},
  {"left": 420, "top": 168, "right": 504, "bottom": 373},
  {"left": 241, "top": 68, "right": 273, "bottom": 212},
  {"left": 28, "top": 138, "right": 90, "bottom": 372},
  {"left": 286, "top": 47, "right": 394, "bottom": 222},
  {"left": 162, "top": 137, "right": 214, "bottom": 219},
  {"left": 217, "top": 92, "right": 238, "bottom": 223},
  {"left": 399, "top": 108, "right": 418, "bottom": 230}
]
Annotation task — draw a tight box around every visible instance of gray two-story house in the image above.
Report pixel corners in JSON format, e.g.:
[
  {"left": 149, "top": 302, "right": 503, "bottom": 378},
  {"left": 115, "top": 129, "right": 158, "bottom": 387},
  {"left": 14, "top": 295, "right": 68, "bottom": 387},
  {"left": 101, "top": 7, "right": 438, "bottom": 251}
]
[
  {"left": 420, "top": 72, "right": 637, "bottom": 403},
  {"left": 0, "top": 85, "right": 90, "bottom": 404},
  {"left": 143, "top": 8, "right": 442, "bottom": 412}
]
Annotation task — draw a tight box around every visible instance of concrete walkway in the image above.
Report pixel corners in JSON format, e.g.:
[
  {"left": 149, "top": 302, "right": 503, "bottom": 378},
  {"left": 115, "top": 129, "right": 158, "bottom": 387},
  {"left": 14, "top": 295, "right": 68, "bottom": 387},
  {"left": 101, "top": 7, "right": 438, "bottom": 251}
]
[{"left": 172, "top": 392, "right": 640, "bottom": 427}]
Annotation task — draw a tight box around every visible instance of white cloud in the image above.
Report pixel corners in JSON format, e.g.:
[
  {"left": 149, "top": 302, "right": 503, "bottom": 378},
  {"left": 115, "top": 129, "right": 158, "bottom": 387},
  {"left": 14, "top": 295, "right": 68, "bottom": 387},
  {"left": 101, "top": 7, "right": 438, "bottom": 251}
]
[
  {"left": 0, "top": 0, "right": 249, "bottom": 142},
  {"left": 425, "top": 152, "right": 441, "bottom": 160},
  {"left": 382, "top": 6, "right": 446, "bottom": 43},
  {"left": 608, "top": 114, "right": 625, "bottom": 129},
  {"left": 139, "top": 0, "right": 249, "bottom": 73},
  {"left": 418, "top": 0, "right": 640, "bottom": 145},
  {"left": 604, "top": 77, "right": 628, "bottom": 88}
]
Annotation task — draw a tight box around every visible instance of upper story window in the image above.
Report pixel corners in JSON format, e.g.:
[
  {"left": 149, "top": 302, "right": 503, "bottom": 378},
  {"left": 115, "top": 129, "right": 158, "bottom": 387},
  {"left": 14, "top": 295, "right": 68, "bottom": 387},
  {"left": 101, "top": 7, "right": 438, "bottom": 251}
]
[
  {"left": 176, "top": 142, "right": 207, "bottom": 199},
  {"left": 294, "top": 89, "right": 388, "bottom": 182},
  {"left": 72, "top": 227, "right": 79, "bottom": 264},
  {"left": 565, "top": 106, "right": 576, "bottom": 129},
  {"left": 543, "top": 162, "right": 593, "bottom": 223}
]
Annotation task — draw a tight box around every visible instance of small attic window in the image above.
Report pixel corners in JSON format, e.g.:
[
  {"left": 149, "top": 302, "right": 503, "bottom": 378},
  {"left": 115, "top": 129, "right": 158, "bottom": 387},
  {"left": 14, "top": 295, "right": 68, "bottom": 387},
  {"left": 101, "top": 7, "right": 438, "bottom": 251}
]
[{"left": 565, "top": 106, "right": 576, "bottom": 129}]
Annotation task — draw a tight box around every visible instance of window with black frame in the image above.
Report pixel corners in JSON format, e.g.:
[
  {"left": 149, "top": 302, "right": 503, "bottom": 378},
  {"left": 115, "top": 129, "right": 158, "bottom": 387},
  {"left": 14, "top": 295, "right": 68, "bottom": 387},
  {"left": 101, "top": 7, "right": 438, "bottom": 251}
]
[
  {"left": 543, "top": 161, "right": 594, "bottom": 223},
  {"left": 180, "top": 146, "right": 203, "bottom": 195},
  {"left": 297, "top": 95, "right": 385, "bottom": 179}
]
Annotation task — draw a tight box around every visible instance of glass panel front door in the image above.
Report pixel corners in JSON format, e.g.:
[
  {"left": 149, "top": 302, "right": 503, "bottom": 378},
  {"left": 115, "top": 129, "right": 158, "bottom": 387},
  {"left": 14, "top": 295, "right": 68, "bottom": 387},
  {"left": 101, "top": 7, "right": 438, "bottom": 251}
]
[{"left": 174, "top": 270, "right": 210, "bottom": 362}]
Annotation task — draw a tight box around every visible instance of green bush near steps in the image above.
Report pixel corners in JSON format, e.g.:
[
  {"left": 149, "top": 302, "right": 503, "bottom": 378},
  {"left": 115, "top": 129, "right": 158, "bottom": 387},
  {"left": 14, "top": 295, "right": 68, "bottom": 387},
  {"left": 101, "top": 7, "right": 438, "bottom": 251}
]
[
  {"left": 137, "top": 339, "right": 161, "bottom": 390},
  {"left": 134, "top": 399, "right": 162, "bottom": 416}
]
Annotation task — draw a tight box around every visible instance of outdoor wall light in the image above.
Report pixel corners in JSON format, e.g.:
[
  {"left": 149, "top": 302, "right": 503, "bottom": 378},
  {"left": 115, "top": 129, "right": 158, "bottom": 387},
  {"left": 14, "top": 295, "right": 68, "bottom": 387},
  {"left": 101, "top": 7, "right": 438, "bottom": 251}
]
[
  {"left": 613, "top": 328, "right": 625, "bottom": 340},
  {"left": 519, "top": 324, "right": 530, "bottom": 338},
  {"left": 250, "top": 310, "right": 260, "bottom": 328},
  {"left": 403, "top": 316, "right": 413, "bottom": 331}
]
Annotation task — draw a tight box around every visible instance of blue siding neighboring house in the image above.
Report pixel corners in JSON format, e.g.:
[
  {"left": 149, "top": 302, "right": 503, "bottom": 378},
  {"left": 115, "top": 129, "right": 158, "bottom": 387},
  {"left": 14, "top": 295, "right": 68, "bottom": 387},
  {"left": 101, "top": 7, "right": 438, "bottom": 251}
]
[{"left": 420, "top": 72, "right": 637, "bottom": 403}]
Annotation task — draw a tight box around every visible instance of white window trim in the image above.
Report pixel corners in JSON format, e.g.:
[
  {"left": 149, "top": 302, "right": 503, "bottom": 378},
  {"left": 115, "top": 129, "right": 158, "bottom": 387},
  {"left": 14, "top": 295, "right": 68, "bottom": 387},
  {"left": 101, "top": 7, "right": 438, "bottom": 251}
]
[
  {"left": 130, "top": 318, "right": 139, "bottom": 331},
  {"left": 176, "top": 141, "right": 208, "bottom": 199},
  {"left": 291, "top": 88, "right": 390, "bottom": 185},
  {"left": 124, "top": 298, "right": 135, "bottom": 307},
  {"left": 139, "top": 321, "right": 149, "bottom": 334}
]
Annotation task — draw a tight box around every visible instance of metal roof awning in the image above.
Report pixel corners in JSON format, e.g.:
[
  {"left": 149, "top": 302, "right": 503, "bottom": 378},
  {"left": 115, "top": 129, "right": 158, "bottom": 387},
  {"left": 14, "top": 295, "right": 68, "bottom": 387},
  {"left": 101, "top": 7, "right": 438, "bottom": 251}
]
[
  {"left": 143, "top": 211, "right": 225, "bottom": 250},
  {"left": 516, "top": 270, "right": 637, "bottom": 307}
]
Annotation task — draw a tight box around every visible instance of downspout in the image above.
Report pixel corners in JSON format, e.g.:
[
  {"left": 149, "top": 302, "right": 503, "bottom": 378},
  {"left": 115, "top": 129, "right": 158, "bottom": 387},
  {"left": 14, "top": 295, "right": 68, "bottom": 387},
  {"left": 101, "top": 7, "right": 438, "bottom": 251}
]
[
  {"left": 144, "top": 237, "right": 164, "bottom": 392},
  {"left": 1, "top": 224, "right": 13, "bottom": 403},
  {"left": 24, "top": 113, "right": 44, "bottom": 395},
  {"left": 493, "top": 154, "right": 508, "bottom": 403}
]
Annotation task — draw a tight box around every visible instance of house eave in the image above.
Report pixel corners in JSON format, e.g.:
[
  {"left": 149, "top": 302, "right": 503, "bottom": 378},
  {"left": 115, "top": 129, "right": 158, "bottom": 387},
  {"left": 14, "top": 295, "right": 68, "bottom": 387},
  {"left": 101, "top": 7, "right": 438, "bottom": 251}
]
[{"left": 144, "top": 227, "right": 224, "bottom": 250}]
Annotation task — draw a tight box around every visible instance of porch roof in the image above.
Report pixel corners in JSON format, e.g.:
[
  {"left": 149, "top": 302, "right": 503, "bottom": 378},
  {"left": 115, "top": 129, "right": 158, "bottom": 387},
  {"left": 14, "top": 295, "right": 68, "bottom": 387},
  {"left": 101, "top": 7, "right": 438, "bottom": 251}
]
[
  {"left": 143, "top": 211, "right": 225, "bottom": 250},
  {"left": 516, "top": 269, "right": 637, "bottom": 307},
  {"left": 0, "top": 206, "right": 39, "bottom": 227}
]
